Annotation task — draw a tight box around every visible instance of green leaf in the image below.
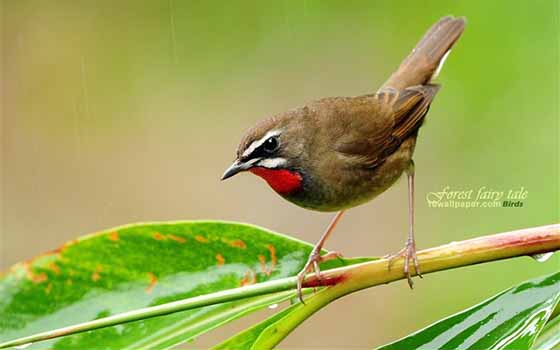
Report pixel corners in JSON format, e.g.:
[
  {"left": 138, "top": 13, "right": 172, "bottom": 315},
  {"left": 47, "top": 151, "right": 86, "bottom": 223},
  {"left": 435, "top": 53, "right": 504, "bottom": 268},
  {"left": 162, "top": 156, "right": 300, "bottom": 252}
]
[
  {"left": 213, "top": 300, "right": 301, "bottom": 350},
  {"left": 0, "top": 221, "right": 365, "bottom": 350},
  {"left": 377, "top": 272, "right": 560, "bottom": 350},
  {"left": 532, "top": 314, "right": 560, "bottom": 350}
]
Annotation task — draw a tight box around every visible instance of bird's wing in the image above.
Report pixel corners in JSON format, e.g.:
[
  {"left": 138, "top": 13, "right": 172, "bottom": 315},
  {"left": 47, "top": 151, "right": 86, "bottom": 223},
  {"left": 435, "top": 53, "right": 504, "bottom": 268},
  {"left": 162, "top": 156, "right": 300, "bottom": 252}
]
[
  {"left": 389, "top": 84, "right": 440, "bottom": 140},
  {"left": 332, "top": 84, "right": 440, "bottom": 169}
]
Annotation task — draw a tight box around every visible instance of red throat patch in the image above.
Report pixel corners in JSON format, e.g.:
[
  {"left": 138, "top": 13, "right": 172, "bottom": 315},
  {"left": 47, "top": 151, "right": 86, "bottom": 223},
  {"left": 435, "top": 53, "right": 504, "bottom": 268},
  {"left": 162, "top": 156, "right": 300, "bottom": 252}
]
[{"left": 249, "top": 167, "right": 303, "bottom": 194}]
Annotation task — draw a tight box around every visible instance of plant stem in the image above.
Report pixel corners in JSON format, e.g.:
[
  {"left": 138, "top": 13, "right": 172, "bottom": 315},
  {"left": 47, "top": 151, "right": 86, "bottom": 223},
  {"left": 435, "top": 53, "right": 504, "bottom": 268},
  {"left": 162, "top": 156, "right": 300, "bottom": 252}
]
[
  {"left": 252, "top": 223, "right": 560, "bottom": 348},
  {"left": 0, "top": 224, "right": 558, "bottom": 349}
]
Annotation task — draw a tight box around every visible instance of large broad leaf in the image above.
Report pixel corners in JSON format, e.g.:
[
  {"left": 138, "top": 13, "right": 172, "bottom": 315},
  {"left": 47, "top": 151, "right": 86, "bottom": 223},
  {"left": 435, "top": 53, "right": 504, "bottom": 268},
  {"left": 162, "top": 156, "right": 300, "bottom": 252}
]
[
  {"left": 377, "top": 271, "right": 560, "bottom": 350},
  {"left": 0, "top": 221, "right": 365, "bottom": 349}
]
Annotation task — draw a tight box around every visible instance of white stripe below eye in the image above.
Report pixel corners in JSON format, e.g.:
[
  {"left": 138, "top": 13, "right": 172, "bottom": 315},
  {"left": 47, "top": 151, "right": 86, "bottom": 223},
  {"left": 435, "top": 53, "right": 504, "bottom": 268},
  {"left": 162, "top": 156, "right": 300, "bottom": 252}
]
[
  {"left": 245, "top": 157, "right": 260, "bottom": 166},
  {"left": 242, "top": 129, "right": 282, "bottom": 158},
  {"left": 257, "top": 157, "right": 287, "bottom": 169}
]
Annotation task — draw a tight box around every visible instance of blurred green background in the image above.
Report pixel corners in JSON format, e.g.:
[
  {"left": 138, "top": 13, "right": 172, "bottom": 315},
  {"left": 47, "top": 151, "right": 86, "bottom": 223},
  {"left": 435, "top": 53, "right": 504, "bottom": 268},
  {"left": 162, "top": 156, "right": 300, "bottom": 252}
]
[{"left": 2, "top": 0, "right": 558, "bottom": 348}]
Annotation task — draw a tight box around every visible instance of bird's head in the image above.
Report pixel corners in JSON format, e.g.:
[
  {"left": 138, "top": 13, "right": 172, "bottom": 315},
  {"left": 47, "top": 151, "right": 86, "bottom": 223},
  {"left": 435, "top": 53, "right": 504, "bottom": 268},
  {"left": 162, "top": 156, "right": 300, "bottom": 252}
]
[{"left": 221, "top": 113, "right": 307, "bottom": 195}]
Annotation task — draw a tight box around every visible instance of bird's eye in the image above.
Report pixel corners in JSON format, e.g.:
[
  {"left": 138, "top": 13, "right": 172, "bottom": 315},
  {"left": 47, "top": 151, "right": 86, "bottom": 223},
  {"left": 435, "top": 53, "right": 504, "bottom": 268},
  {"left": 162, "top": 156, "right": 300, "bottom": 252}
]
[{"left": 263, "top": 136, "right": 279, "bottom": 153}]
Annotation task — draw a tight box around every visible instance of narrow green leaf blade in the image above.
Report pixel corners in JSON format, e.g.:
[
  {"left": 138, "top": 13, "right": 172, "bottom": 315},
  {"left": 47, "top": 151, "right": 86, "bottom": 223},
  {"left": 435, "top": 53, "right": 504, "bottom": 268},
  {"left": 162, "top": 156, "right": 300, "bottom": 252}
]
[
  {"left": 0, "top": 221, "right": 364, "bottom": 350},
  {"left": 121, "top": 291, "right": 296, "bottom": 350},
  {"left": 532, "top": 314, "right": 560, "bottom": 350},
  {"left": 213, "top": 300, "right": 301, "bottom": 350},
  {"left": 377, "top": 272, "right": 560, "bottom": 350}
]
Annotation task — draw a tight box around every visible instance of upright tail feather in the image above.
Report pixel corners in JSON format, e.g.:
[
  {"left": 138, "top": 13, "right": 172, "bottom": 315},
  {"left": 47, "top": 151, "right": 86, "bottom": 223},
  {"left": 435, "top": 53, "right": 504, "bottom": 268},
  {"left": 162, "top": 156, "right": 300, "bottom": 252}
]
[{"left": 382, "top": 16, "right": 466, "bottom": 90}]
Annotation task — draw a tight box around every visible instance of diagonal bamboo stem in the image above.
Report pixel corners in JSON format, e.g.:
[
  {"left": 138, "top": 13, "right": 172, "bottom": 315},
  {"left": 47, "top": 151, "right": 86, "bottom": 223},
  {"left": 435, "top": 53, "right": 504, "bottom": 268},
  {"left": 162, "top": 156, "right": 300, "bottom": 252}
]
[{"left": 0, "top": 224, "right": 558, "bottom": 349}]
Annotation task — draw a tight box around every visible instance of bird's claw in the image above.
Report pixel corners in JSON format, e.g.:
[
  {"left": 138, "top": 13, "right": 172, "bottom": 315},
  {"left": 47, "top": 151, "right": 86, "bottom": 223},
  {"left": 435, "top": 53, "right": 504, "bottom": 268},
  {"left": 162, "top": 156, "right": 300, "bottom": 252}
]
[
  {"left": 385, "top": 239, "right": 422, "bottom": 288},
  {"left": 296, "top": 250, "right": 343, "bottom": 304}
]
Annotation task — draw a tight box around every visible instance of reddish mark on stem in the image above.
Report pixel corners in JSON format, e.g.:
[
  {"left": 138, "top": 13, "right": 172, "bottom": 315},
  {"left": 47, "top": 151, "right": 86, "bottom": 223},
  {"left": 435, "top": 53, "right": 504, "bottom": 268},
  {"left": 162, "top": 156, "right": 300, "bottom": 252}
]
[
  {"left": 195, "top": 235, "right": 209, "bottom": 243},
  {"left": 229, "top": 239, "right": 247, "bottom": 249},
  {"left": 108, "top": 231, "right": 120, "bottom": 241},
  {"left": 153, "top": 232, "right": 167, "bottom": 241},
  {"left": 303, "top": 273, "right": 349, "bottom": 288},
  {"left": 146, "top": 272, "right": 158, "bottom": 294},
  {"left": 91, "top": 265, "right": 103, "bottom": 282},
  {"left": 239, "top": 270, "right": 256, "bottom": 286},
  {"left": 168, "top": 234, "right": 186, "bottom": 243},
  {"left": 216, "top": 254, "right": 225, "bottom": 266}
]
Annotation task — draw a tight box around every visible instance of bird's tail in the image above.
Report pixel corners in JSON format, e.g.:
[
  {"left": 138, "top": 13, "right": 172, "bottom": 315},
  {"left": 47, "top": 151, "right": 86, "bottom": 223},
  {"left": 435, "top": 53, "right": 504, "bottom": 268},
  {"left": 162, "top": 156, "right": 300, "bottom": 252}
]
[{"left": 382, "top": 16, "right": 466, "bottom": 90}]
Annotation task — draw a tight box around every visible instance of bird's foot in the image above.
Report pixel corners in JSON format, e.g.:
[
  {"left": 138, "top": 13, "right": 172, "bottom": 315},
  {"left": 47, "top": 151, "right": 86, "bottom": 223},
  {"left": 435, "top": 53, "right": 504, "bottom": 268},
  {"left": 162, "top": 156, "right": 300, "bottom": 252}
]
[
  {"left": 384, "top": 238, "right": 423, "bottom": 288},
  {"left": 296, "top": 250, "right": 343, "bottom": 304}
]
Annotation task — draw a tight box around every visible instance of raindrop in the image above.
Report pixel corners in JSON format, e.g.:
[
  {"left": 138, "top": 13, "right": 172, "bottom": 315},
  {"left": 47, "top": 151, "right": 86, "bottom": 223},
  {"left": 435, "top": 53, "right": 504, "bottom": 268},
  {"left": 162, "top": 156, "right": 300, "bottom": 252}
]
[
  {"left": 268, "top": 303, "right": 279, "bottom": 309},
  {"left": 530, "top": 252, "right": 554, "bottom": 262},
  {"left": 15, "top": 343, "right": 32, "bottom": 349}
]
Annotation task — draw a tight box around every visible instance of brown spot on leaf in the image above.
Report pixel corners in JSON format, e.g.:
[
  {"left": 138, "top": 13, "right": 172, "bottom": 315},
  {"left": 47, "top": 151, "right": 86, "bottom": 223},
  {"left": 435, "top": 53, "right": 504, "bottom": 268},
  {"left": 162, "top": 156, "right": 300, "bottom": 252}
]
[
  {"left": 146, "top": 272, "right": 158, "bottom": 293},
  {"left": 109, "top": 231, "right": 120, "bottom": 241},
  {"left": 258, "top": 246, "right": 276, "bottom": 276},
  {"left": 30, "top": 272, "right": 48, "bottom": 284},
  {"left": 91, "top": 265, "right": 103, "bottom": 282},
  {"left": 22, "top": 238, "right": 76, "bottom": 267},
  {"left": 239, "top": 270, "right": 256, "bottom": 286},
  {"left": 45, "top": 282, "right": 53, "bottom": 294},
  {"left": 153, "top": 232, "right": 167, "bottom": 241},
  {"left": 216, "top": 254, "right": 225, "bottom": 266},
  {"left": 47, "top": 262, "right": 60, "bottom": 275},
  {"left": 267, "top": 244, "right": 277, "bottom": 273},
  {"left": 195, "top": 235, "right": 209, "bottom": 243},
  {"left": 22, "top": 247, "right": 64, "bottom": 268},
  {"left": 229, "top": 239, "right": 247, "bottom": 249},
  {"left": 168, "top": 234, "right": 186, "bottom": 243},
  {"left": 258, "top": 254, "right": 268, "bottom": 275}
]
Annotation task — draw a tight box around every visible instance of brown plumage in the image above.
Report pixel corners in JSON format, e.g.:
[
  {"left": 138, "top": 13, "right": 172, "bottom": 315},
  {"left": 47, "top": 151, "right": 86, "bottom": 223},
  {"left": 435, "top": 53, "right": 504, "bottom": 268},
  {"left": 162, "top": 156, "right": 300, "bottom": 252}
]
[{"left": 222, "top": 16, "right": 466, "bottom": 301}]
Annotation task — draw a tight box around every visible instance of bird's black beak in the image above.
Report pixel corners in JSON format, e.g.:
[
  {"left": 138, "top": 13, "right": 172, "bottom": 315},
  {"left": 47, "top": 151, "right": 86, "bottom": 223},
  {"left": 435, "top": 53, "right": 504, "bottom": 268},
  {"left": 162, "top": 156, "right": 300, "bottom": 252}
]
[{"left": 221, "top": 159, "right": 252, "bottom": 180}]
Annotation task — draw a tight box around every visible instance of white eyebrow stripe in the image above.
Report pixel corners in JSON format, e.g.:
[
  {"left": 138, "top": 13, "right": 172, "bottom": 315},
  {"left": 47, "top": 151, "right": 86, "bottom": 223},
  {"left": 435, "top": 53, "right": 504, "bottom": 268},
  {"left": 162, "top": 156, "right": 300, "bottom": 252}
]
[
  {"left": 257, "top": 157, "right": 287, "bottom": 169},
  {"left": 242, "top": 129, "right": 282, "bottom": 158}
]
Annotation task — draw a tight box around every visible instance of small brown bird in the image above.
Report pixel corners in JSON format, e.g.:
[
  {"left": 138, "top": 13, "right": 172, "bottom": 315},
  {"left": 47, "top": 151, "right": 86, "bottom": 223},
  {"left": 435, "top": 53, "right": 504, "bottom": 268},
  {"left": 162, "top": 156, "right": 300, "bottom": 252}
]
[{"left": 222, "top": 16, "right": 466, "bottom": 301}]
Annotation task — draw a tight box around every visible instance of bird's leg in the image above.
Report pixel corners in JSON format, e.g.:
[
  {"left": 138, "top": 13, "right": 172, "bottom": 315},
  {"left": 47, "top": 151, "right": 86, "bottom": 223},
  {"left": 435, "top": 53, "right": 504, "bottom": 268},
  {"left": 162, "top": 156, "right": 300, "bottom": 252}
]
[
  {"left": 386, "top": 160, "right": 423, "bottom": 288},
  {"left": 296, "top": 210, "right": 345, "bottom": 303}
]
